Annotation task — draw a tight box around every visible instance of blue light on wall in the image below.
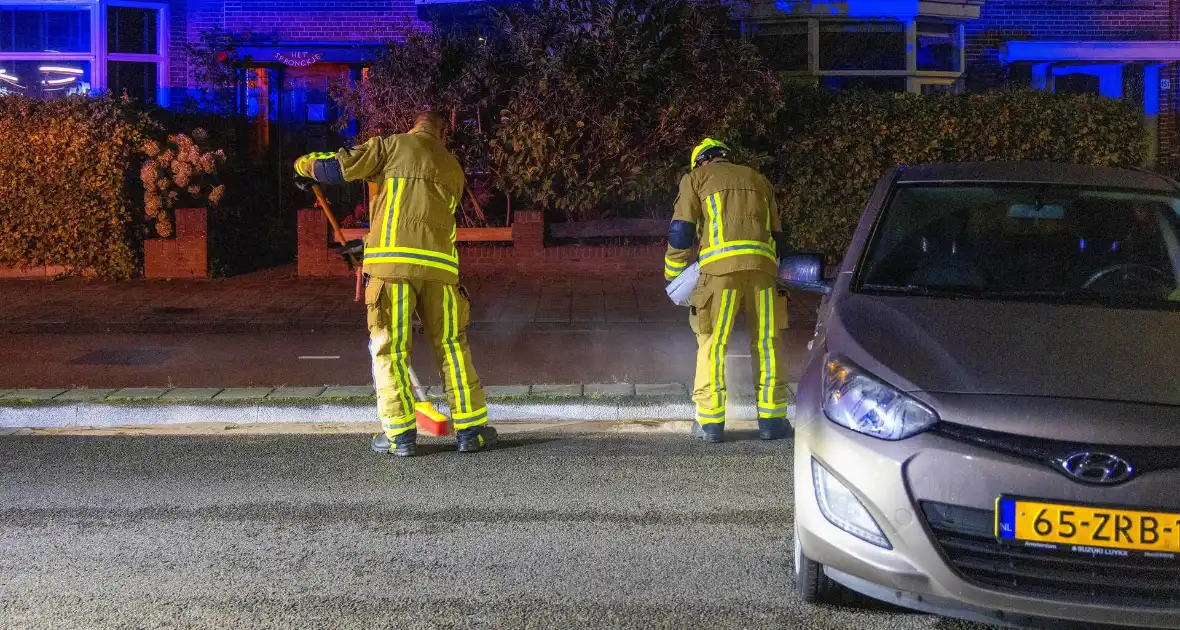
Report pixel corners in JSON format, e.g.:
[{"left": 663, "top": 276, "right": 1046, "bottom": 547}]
[
  {"left": 775, "top": 1, "right": 919, "bottom": 18},
  {"left": 1145, "top": 64, "right": 1162, "bottom": 116}
]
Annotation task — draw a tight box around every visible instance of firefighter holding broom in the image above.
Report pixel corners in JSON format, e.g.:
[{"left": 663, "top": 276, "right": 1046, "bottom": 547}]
[{"left": 294, "top": 111, "right": 497, "bottom": 458}]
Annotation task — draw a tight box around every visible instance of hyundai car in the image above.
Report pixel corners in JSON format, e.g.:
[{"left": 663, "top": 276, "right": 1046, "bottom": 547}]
[{"left": 780, "top": 162, "right": 1180, "bottom": 628}]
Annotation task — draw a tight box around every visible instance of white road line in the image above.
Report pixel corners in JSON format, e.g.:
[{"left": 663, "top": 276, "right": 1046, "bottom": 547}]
[{"left": 298, "top": 356, "right": 341, "bottom": 360}]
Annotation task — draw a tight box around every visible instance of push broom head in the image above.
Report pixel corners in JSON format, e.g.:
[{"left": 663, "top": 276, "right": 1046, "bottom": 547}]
[{"left": 415, "top": 401, "right": 453, "bottom": 437}]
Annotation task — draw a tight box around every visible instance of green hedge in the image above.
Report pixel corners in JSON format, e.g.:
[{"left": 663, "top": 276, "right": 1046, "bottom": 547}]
[
  {"left": 0, "top": 95, "right": 157, "bottom": 279},
  {"left": 771, "top": 89, "right": 1147, "bottom": 256}
]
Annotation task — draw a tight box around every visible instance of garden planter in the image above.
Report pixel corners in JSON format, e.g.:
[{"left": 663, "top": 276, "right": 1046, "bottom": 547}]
[{"left": 144, "top": 208, "right": 209, "bottom": 279}]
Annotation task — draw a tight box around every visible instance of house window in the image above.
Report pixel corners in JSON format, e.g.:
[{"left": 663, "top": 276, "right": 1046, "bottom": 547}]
[
  {"left": 104, "top": 2, "right": 167, "bottom": 106},
  {"left": 107, "top": 59, "right": 156, "bottom": 105},
  {"left": 752, "top": 22, "right": 808, "bottom": 72},
  {"left": 917, "top": 22, "right": 960, "bottom": 72},
  {"left": 0, "top": 5, "right": 93, "bottom": 98},
  {"left": 748, "top": 15, "right": 968, "bottom": 94},
  {"left": 0, "top": 2, "right": 167, "bottom": 105},
  {"left": 0, "top": 7, "right": 90, "bottom": 53},
  {"left": 819, "top": 21, "right": 906, "bottom": 72},
  {"left": 107, "top": 6, "right": 157, "bottom": 54},
  {"left": 0, "top": 60, "right": 92, "bottom": 97}
]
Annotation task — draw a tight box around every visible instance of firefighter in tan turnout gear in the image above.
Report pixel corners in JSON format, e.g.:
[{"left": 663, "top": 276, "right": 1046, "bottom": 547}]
[
  {"left": 664, "top": 138, "right": 794, "bottom": 443},
  {"left": 294, "top": 112, "right": 496, "bottom": 457}
]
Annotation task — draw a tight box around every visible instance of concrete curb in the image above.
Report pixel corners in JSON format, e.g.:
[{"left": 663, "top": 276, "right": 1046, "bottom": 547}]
[{"left": 0, "top": 383, "right": 798, "bottom": 429}]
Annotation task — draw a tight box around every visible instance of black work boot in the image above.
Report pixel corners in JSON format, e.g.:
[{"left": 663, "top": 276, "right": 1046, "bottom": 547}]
[
  {"left": 457, "top": 425, "right": 498, "bottom": 453},
  {"left": 693, "top": 421, "right": 725, "bottom": 443},
  {"left": 371, "top": 430, "right": 417, "bottom": 457},
  {"left": 758, "top": 418, "right": 792, "bottom": 441}
]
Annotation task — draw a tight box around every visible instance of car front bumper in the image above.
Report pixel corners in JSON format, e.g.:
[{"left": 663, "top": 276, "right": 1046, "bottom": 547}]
[{"left": 794, "top": 414, "right": 1180, "bottom": 629}]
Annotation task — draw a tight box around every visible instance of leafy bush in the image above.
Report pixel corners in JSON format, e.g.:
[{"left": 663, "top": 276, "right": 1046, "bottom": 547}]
[
  {"left": 486, "top": 0, "right": 779, "bottom": 221},
  {"left": 772, "top": 88, "right": 1147, "bottom": 256},
  {"left": 335, "top": 0, "right": 779, "bottom": 223},
  {"left": 0, "top": 94, "right": 158, "bottom": 279}
]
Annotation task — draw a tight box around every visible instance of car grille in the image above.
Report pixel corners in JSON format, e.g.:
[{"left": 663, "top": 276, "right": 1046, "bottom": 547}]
[
  {"left": 933, "top": 422, "right": 1180, "bottom": 479},
  {"left": 922, "top": 501, "right": 1180, "bottom": 608}
]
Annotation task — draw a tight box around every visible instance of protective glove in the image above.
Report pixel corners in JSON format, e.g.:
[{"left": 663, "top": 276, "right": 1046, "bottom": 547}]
[
  {"left": 337, "top": 239, "right": 365, "bottom": 261},
  {"left": 293, "top": 175, "right": 317, "bottom": 192}
]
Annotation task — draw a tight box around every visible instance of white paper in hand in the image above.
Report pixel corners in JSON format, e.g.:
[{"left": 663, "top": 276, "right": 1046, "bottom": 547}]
[{"left": 665, "top": 261, "right": 700, "bottom": 307}]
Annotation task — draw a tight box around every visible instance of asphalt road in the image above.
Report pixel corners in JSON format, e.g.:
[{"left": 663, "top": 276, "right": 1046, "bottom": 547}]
[
  {"left": 0, "top": 327, "right": 812, "bottom": 389},
  {"left": 0, "top": 428, "right": 990, "bottom": 630}
]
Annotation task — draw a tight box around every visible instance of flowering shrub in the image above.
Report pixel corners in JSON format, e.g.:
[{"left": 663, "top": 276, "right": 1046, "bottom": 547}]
[{"left": 139, "top": 131, "right": 226, "bottom": 237}]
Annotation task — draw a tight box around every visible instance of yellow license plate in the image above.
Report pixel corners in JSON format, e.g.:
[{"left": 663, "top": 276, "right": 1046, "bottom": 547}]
[{"left": 996, "top": 496, "right": 1180, "bottom": 555}]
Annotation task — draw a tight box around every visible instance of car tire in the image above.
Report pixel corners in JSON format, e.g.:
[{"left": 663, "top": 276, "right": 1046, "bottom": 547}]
[{"left": 794, "top": 525, "right": 840, "bottom": 604}]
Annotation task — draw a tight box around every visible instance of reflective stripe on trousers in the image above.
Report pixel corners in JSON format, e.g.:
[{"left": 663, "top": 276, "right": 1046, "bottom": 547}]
[
  {"left": 696, "top": 288, "right": 738, "bottom": 424},
  {"left": 754, "top": 287, "right": 787, "bottom": 419},
  {"left": 369, "top": 281, "right": 417, "bottom": 438}
]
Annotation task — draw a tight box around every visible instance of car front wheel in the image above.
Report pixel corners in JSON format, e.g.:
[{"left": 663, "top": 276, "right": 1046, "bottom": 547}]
[{"left": 794, "top": 525, "right": 841, "bottom": 603}]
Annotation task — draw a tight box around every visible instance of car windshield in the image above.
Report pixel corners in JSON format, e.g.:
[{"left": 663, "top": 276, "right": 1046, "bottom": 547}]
[{"left": 857, "top": 183, "right": 1180, "bottom": 309}]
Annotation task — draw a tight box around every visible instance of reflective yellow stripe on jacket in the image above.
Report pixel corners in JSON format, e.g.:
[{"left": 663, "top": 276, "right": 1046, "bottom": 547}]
[
  {"left": 381, "top": 178, "right": 405, "bottom": 248},
  {"left": 699, "top": 240, "right": 777, "bottom": 268},
  {"left": 705, "top": 193, "right": 724, "bottom": 247},
  {"left": 363, "top": 246, "right": 459, "bottom": 275}
]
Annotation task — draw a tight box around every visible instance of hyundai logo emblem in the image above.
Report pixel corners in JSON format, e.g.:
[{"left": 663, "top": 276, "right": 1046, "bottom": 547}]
[{"left": 1059, "top": 452, "right": 1135, "bottom": 485}]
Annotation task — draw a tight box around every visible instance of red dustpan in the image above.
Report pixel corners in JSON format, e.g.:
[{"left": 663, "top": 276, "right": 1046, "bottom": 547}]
[{"left": 408, "top": 366, "right": 453, "bottom": 437}]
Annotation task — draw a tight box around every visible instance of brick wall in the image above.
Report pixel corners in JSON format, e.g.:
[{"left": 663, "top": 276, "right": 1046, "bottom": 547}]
[
  {"left": 298, "top": 209, "right": 666, "bottom": 280},
  {"left": 144, "top": 208, "right": 210, "bottom": 279},
  {"left": 297, "top": 208, "right": 353, "bottom": 277},
  {"left": 223, "top": 0, "right": 425, "bottom": 42},
  {"left": 1162, "top": 64, "right": 1180, "bottom": 175},
  {"left": 167, "top": 0, "right": 188, "bottom": 97}
]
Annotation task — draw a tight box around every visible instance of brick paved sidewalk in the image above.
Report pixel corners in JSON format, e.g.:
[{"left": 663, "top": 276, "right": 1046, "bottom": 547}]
[{"left": 0, "top": 265, "right": 819, "bottom": 334}]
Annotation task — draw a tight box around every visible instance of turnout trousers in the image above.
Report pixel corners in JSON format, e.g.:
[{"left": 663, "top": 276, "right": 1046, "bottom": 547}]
[
  {"left": 689, "top": 271, "right": 794, "bottom": 426},
  {"left": 365, "top": 277, "right": 488, "bottom": 439}
]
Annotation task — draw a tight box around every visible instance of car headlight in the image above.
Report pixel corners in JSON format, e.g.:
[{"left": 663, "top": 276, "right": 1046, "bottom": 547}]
[{"left": 823, "top": 357, "right": 938, "bottom": 440}]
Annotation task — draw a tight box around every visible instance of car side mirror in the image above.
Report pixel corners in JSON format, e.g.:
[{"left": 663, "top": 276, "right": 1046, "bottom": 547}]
[{"left": 778, "top": 253, "right": 831, "bottom": 294}]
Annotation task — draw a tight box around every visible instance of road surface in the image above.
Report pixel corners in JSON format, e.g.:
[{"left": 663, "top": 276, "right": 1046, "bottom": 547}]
[
  {"left": 0, "top": 427, "right": 989, "bottom": 630},
  {"left": 0, "top": 326, "right": 813, "bottom": 389}
]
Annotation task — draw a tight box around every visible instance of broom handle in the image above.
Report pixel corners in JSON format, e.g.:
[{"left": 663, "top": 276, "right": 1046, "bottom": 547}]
[
  {"left": 406, "top": 365, "right": 429, "bottom": 403},
  {"left": 310, "top": 183, "right": 363, "bottom": 302}
]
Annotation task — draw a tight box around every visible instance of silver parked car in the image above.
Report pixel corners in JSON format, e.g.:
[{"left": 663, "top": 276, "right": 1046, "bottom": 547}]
[{"left": 780, "top": 163, "right": 1180, "bottom": 628}]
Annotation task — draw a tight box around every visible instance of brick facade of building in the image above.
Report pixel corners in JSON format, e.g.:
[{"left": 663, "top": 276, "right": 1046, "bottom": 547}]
[
  {"left": 167, "top": 0, "right": 424, "bottom": 94},
  {"left": 967, "top": 0, "right": 1172, "bottom": 84},
  {"left": 967, "top": 0, "right": 1180, "bottom": 174}
]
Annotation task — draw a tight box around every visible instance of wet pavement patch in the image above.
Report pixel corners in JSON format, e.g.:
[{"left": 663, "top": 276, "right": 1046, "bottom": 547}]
[{"left": 69, "top": 348, "right": 175, "bottom": 366}]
